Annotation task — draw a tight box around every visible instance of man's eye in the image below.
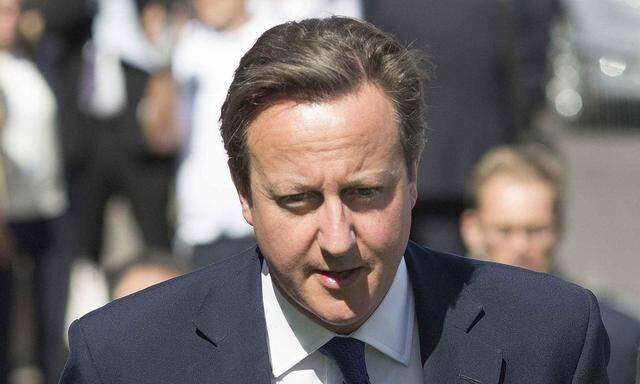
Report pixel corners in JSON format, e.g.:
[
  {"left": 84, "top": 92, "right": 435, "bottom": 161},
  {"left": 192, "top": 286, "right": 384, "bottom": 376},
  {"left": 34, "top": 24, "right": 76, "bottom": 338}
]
[
  {"left": 280, "top": 193, "right": 307, "bottom": 204},
  {"left": 277, "top": 192, "right": 321, "bottom": 214},
  {"left": 526, "top": 226, "right": 551, "bottom": 238},
  {"left": 497, "top": 227, "right": 512, "bottom": 237},
  {"left": 355, "top": 188, "right": 376, "bottom": 197},
  {"left": 345, "top": 187, "right": 380, "bottom": 200}
]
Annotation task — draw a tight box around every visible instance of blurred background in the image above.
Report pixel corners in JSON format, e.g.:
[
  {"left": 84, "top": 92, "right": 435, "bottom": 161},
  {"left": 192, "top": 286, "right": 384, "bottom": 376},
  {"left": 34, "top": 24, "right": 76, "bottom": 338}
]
[{"left": 0, "top": 0, "right": 638, "bottom": 383}]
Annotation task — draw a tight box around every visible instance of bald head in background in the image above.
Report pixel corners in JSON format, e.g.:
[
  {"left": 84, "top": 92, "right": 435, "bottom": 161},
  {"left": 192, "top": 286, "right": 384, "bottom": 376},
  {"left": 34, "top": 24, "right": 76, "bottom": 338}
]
[{"left": 460, "top": 145, "right": 564, "bottom": 272}]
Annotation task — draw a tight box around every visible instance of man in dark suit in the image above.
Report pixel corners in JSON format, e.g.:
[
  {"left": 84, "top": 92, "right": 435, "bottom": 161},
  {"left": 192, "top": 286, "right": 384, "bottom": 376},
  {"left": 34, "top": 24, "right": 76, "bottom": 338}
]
[
  {"left": 363, "top": 0, "right": 522, "bottom": 255},
  {"left": 60, "top": 17, "right": 609, "bottom": 383},
  {"left": 363, "top": 0, "right": 560, "bottom": 256},
  {"left": 460, "top": 145, "right": 639, "bottom": 383}
]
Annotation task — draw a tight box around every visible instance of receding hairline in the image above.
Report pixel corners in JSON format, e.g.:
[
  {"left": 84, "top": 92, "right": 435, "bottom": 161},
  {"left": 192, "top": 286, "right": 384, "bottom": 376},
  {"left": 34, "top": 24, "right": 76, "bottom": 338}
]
[
  {"left": 475, "top": 171, "right": 557, "bottom": 207},
  {"left": 243, "top": 81, "right": 408, "bottom": 184},
  {"left": 467, "top": 146, "right": 566, "bottom": 215},
  {"left": 245, "top": 81, "right": 401, "bottom": 140}
]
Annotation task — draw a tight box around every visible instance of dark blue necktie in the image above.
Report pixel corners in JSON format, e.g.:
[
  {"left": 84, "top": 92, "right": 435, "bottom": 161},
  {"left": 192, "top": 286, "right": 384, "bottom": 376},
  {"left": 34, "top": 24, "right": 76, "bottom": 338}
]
[{"left": 320, "top": 337, "right": 371, "bottom": 384}]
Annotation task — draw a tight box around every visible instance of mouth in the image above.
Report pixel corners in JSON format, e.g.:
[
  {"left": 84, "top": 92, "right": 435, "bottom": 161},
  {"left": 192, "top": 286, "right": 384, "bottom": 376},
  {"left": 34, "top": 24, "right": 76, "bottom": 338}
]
[{"left": 314, "top": 267, "right": 363, "bottom": 289}]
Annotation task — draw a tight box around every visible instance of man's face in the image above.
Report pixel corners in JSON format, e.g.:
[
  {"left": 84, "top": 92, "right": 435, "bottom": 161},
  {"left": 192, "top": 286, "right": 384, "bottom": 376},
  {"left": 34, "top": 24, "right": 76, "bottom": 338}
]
[
  {"left": 140, "top": 3, "right": 168, "bottom": 44},
  {"left": 461, "top": 174, "right": 560, "bottom": 272},
  {"left": 192, "top": 0, "right": 247, "bottom": 31},
  {"left": 239, "top": 83, "right": 417, "bottom": 334},
  {"left": 0, "top": 0, "right": 19, "bottom": 50}
]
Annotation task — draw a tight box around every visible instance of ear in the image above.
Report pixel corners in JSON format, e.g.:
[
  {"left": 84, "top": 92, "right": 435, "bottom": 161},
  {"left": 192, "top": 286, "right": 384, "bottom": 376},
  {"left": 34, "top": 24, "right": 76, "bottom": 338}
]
[
  {"left": 238, "top": 192, "right": 254, "bottom": 227},
  {"left": 229, "top": 160, "right": 254, "bottom": 227},
  {"left": 408, "top": 159, "right": 419, "bottom": 208},
  {"left": 460, "top": 209, "right": 483, "bottom": 257}
]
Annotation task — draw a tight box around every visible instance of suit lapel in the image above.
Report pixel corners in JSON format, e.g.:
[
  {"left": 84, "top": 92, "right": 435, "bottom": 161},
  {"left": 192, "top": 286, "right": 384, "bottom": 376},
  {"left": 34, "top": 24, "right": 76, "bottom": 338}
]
[
  {"left": 405, "top": 243, "right": 503, "bottom": 383},
  {"left": 188, "top": 243, "right": 504, "bottom": 383},
  {"left": 192, "top": 249, "right": 272, "bottom": 384}
]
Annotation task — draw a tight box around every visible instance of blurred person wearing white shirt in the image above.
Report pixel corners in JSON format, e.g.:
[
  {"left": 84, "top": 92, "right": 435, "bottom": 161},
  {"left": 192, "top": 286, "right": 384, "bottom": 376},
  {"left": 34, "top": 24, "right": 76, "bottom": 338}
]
[
  {"left": 173, "top": 0, "right": 361, "bottom": 269},
  {"left": 76, "top": 0, "right": 180, "bottom": 263},
  {"left": 250, "top": 0, "right": 362, "bottom": 20},
  {"left": 0, "top": 0, "right": 72, "bottom": 381},
  {"left": 172, "top": 0, "right": 278, "bottom": 267}
]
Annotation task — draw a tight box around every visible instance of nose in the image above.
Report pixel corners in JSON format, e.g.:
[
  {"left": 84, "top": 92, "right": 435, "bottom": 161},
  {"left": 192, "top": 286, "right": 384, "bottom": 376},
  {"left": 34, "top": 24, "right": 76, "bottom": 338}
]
[
  {"left": 508, "top": 230, "right": 532, "bottom": 262},
  {"left": 316, "top": 196, "right": 356, "bottom": 257}
]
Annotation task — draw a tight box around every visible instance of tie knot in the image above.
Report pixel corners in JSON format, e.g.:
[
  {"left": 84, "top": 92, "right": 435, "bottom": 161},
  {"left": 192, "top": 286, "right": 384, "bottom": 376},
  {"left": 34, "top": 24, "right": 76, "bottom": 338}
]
[{"left": 320, "top": 337, "right": 370, "bottom": 384}]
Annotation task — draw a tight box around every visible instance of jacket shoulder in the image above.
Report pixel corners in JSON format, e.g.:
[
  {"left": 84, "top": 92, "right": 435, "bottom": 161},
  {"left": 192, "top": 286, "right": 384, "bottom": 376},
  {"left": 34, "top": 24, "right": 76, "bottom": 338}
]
[
  {"left": 61, "top": 248, "right": 264, "bottom": 383},
  {"left": 407, "top": 243, "right": 609, "bottom": 381},
  {"left": 77, "top": 248, "right": 256, "bottom": 333},
  {"left": 409, "top": 242, "right": 594, "bottom": 310}
]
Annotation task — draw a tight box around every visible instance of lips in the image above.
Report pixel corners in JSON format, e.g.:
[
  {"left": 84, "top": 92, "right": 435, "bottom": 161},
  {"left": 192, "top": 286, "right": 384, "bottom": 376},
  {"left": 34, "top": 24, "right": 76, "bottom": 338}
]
[{"left": 315, "top": 267, "right": 363, "bottom": 289}]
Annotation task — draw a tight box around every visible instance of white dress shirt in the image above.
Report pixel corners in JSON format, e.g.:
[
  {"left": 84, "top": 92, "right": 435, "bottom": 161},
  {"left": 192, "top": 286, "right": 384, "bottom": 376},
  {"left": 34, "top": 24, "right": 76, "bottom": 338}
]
[{"left": 261, "top": 258, "right": 424, "bottom": 383}]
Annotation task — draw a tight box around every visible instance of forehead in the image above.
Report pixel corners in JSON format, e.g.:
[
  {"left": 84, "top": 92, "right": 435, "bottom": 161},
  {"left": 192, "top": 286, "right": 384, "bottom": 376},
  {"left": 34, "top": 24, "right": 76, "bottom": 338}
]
[
  {"left": 0, "top": 0, "right": 19, "bottom": 9},
  {"left": 247, "top": 83, "right": 401, "bottom": 166},
  {"left": 478, "top": 174, "right": 556, "bottom": 220}
]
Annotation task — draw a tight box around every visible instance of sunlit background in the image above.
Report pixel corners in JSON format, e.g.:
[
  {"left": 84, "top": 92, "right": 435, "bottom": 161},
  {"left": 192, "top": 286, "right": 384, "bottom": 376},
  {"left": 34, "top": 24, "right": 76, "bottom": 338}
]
[{"left": 1, "top": 0, "right": 638, "bottom": 383}]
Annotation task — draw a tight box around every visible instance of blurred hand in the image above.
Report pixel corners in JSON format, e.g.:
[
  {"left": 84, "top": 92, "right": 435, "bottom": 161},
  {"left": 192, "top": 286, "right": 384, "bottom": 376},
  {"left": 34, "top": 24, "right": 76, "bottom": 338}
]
[{"left": 139, "top": 71, "right": 180, "bottom": 156}]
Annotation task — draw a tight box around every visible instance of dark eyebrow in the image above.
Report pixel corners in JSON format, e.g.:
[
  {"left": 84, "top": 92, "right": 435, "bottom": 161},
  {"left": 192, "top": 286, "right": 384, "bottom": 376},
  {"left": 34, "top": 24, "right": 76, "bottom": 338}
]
[
  {"left": 265, "top": 170, "right": 400, "bottom": 195},
  {"left": 343, "top": 170, "right": 399, "bottom": 187},
  {"left": 266, "top": 181, "right": 313, "bottom": 195}
]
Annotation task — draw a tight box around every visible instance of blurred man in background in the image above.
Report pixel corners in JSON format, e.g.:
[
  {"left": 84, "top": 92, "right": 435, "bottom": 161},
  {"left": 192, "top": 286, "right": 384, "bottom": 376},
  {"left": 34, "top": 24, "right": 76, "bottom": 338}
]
[
  {"left": 76, "top": 0, "right": 178, "bottom": 264},
  {"left": 0, "top": 69, "right": 13, "bottom": 384},
  {"left": 109, "top": 251, "right": 183, "bottom": 300},
  {"left": 253, "top": 0, "right": 361, "bottom": 21},
  {"left": 171, "top": 0, "right": 276, "bottom": 268},
  {"left": 364, "top": 0, "right": 524, "bottom": 255},
  {"left": 172, "top": 0, "right": 361, "bottom": 269},
  {"left": 0, "top": 0, "right": 72, "bottom": 381},
  {"left": 363, "top": 0, "right": 559, "bottom": 255},
  {"left": 461, "top": 145, "right": 640, "bottom": 384}
]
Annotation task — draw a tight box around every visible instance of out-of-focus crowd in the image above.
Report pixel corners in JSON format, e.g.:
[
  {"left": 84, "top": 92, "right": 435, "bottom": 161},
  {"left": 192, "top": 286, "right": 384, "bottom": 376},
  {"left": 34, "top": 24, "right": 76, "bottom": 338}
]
[
  {"left": 1, "top": 2, "right": 362, "bottom": 383},
  {"left": 0, "top": 0, "right": 638, "bottom": 383}
]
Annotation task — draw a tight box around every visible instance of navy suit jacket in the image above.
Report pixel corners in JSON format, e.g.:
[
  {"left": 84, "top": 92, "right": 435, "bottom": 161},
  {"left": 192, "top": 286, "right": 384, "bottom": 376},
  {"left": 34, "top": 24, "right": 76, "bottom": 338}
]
[{"left": 60, "top": 243, "right": 609, "bottom": 383}]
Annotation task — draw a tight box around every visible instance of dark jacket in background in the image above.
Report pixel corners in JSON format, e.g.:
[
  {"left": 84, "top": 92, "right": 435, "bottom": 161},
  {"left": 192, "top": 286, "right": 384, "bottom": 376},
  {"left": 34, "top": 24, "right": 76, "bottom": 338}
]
[
  {"left": 37, "top": 0, "right": 96, "bottom": 177},
  {"left": 364, "top": 0, "right": 520, "bottom": 201},
  {"left": 77, "top": 62, "right": 174, "bottom": 261}
]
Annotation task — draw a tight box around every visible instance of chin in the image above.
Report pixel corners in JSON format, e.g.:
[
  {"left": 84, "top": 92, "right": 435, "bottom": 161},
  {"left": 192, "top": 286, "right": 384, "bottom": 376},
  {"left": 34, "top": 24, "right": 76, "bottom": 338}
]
[{"left": 308, "top": 299, "right": 369, "bottom": 334}]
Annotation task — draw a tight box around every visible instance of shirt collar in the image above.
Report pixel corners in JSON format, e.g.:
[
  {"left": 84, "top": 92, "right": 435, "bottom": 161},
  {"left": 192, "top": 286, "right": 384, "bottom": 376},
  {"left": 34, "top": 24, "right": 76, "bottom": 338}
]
[{"left": 261, "top": 257, "right": 415, "bottom": 379}]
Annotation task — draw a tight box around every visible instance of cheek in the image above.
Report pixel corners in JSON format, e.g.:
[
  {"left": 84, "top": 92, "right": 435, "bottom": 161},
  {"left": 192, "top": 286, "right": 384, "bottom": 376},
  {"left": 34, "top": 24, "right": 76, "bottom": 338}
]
[
  {"left": 484, "top": 237, "right": 509, "bottom": 258},
  {"left": 0, "top": 16, "right": 17, "bottom": 37},
  {"left": 358, "top": 213, "right": 404, "bottom": 248},
  {"left": 356, "top": 197, "right": 412, "bottom": 255},
  {"left": 252, "top": 209, "right": 316, "bottom": 272},
  {"left": 532, "top": 236, "right": 556, "bottom": 256}
]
